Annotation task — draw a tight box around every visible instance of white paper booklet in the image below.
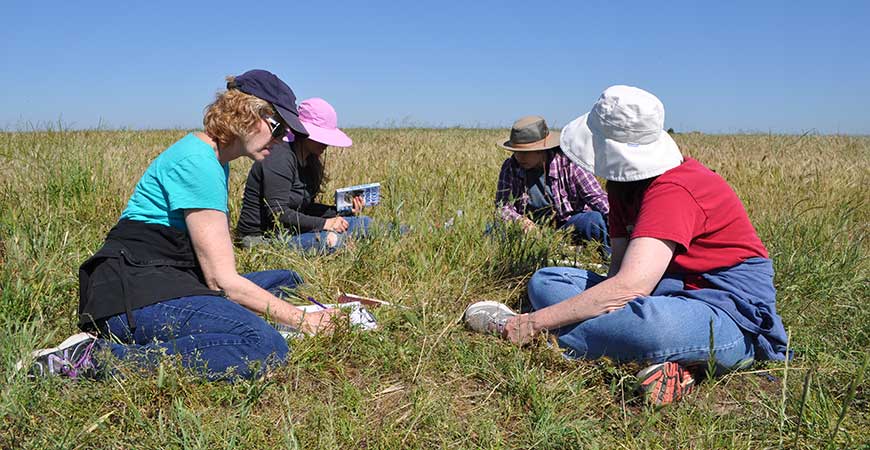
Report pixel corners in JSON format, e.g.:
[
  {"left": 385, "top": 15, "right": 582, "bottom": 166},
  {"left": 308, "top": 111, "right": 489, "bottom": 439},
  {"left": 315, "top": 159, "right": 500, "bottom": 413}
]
[
  {"left": 335, "top": 182, "right": 381, "bottom": 213},
  {"left": 275, "top": 301, "right": 378, "bottom": 339}
]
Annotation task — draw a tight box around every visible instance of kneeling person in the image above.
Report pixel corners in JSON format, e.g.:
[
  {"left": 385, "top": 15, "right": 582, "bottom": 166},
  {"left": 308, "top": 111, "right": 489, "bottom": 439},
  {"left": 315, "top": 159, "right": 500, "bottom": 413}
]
[{"left": 495, "top": 116, "right": 610, "bottom": 255}]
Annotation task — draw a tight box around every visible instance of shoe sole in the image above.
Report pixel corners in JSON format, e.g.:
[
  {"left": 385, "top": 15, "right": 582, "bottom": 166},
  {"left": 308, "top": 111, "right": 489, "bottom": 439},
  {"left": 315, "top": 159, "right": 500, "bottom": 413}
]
[{"left": 636, "top": 362, "right": 666, "bottom": 381}]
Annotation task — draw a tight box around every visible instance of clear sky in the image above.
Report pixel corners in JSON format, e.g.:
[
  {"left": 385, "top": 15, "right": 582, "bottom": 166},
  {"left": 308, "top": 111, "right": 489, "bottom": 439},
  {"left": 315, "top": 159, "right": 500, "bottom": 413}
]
[{"left": 2, "top": 1, "right": 868, "bottom": 134}]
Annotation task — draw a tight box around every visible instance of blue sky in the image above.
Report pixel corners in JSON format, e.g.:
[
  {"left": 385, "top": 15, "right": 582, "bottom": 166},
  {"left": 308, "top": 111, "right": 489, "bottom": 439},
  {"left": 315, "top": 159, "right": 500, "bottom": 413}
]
[{"left": 1, "top": 1, "right": 868, "bottom": 134}]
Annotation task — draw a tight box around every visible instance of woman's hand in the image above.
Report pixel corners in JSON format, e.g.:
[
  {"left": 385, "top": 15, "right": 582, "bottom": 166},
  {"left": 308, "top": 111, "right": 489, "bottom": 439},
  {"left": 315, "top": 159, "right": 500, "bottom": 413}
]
[
  {"left": 299, "top": 308, "right": 341, "bottom": 335},
  {"left": 185, "top": 208, "right": 328, "bottom": 327},
  {"left": 324, "top": 216, "right": 349, "bottom": 233},
  {"left": 351, "top": 195, "right": 365, "bottom": 215},
  {"left": 502, "top": 313, "right": 539, "bottom": 346},
  {"left": 513, "top": 237, "right": 678, "bottom": 332}
]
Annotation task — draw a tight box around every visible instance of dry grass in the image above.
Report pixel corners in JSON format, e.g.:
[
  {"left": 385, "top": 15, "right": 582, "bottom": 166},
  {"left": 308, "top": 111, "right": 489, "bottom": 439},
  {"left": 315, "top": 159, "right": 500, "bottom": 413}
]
[{"left": 0, "top": 128, "right": 867, "bottom": 448}]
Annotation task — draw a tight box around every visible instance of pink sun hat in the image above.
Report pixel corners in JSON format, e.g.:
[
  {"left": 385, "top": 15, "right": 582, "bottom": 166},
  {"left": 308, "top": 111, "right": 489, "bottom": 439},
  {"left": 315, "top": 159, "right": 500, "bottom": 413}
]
[{"left": 297, "top": 97, "right": 353, "bottom": 148}]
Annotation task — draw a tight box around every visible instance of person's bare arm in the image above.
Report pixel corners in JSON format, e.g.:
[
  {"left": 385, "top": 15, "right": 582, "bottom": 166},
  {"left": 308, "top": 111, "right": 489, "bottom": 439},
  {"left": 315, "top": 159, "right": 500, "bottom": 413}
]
[
  {"left": 185, "top": 208, "right": 337, "bottom": 334},
  {"left": 504, "top": 237, "right": 676, "bottom": 345},
  {"left": 607, "top": 237, "right": 628, "bottom": 277}
]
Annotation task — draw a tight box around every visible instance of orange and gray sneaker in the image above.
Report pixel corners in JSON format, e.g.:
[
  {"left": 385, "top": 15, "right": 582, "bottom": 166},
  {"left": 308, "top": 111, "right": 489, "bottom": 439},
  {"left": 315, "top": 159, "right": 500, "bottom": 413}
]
[{"left": 636, "top": 361, "right": 696, "bottom": 406}]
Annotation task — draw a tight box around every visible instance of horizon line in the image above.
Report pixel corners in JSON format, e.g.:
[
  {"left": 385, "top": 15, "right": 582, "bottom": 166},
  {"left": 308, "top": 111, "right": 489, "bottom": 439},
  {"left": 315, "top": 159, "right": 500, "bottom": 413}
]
[{"left": 2, "top": 123, "right": 867, "bottom": 138}]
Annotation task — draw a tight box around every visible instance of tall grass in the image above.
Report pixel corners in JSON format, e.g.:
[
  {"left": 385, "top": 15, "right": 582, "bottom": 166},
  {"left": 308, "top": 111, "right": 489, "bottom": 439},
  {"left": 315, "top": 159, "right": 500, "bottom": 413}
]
[{"left": 1, "top": 128, "right": 867, "bottom": 448}]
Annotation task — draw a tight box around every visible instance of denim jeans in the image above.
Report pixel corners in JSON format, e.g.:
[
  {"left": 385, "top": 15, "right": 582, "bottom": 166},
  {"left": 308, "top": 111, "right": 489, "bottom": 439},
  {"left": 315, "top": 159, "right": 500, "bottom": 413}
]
[
  {"left": 97, "top": 270, "right": 300, "bottom": 380},
  {"left": 527, "top": 267, "right": 755, "bottom": 373},
  {"left": 286, "top": 215, "right": 372, "bottom": 253},
  {"left": 558, "top": 211, "right": 610, "bottom": 257}
]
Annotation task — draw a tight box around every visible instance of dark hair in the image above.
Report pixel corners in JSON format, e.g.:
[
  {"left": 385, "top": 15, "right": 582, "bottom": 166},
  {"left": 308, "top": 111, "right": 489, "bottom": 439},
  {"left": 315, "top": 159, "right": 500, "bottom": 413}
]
[
  {"left": 306, "top": 153, "right": 327, "bottom": 195},
  {"left": 605, "top": 177, "right": 658, "bottom": 216},
  {"left": 292, "top": 138, "right": 329, "bottom": 197}
]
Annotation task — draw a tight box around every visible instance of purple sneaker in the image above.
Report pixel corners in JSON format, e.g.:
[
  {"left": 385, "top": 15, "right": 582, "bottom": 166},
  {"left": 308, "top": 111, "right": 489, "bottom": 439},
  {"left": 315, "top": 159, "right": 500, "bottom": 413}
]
[{"left": 16, "top": 332, "right": 100, "bottom": 379}]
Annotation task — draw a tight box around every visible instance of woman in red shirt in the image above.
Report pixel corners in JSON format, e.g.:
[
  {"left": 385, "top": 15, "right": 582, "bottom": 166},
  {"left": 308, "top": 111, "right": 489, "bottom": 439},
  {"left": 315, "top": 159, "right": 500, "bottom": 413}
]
[{"left": 464, "top": 85, "right": 789, "bottom": 405}]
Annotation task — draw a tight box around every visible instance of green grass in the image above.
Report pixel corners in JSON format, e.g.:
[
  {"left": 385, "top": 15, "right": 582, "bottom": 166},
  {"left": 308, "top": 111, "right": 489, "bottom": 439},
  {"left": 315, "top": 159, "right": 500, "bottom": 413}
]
[{"left": 0, "top": 128, "right": 867, "bottom": 448}]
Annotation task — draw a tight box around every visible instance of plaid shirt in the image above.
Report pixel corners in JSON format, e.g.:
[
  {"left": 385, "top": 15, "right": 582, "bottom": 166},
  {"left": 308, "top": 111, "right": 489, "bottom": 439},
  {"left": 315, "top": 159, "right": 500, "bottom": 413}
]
[{"left": 495, "top": 149, "right": 609, "bottom": 224}]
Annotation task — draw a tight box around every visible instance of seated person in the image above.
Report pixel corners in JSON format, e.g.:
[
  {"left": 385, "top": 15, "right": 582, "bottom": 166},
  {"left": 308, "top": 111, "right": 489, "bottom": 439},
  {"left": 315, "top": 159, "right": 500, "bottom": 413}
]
[
  {"left": 20, "top": 70, "right": 337, "bottom": 381},
  {"left": 466, "top": 86, "right": 789, "bottom": 406},
  {"left": 495, "top": 116, "right": 610, "bottom": 255},
  {"left": 236, "top": 98, "right": 371, "bottom": 253}
]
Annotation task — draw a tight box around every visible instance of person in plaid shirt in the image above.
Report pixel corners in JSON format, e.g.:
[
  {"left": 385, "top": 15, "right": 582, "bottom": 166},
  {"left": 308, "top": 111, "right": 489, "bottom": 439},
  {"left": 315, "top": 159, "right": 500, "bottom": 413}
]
[{"left": 495, "top": 116, "right": 610, "bottom": 255}]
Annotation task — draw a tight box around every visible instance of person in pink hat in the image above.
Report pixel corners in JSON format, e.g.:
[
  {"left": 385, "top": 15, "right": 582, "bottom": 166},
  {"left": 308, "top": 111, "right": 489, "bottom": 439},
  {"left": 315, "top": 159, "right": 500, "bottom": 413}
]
[{"left": 236, "top": 97, "right": 372, "bottom": 253}]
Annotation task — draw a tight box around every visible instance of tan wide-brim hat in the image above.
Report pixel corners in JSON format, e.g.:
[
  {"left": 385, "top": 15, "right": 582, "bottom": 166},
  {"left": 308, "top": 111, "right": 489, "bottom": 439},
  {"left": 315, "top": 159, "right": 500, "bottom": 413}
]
[
  {"left": 561, "top": 86, "right": 683, "bottom": 182},
  {"left": 499, "top": 115, "right": 561, "bottom": 152}
]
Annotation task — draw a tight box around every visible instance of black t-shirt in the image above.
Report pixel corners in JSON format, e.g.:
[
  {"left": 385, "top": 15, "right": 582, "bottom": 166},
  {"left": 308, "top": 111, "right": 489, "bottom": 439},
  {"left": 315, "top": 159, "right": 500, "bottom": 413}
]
[{"left": 236, "top": 141, "right": 337, "bottom": 236}]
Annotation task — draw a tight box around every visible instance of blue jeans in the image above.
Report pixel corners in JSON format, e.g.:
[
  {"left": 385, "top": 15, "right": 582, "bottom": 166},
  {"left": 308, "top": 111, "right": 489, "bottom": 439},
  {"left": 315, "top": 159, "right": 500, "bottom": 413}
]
[
  {"left": 527, "top": 267, "right": 754, "bottom": 373},
  {"left": 559, "top": 211, "right": 610, "bottom": 256},
  {"left": 97, "top": 270, "right": 299, "bottom": 380},
  {"left": 287, "top": 216, "right": 372, "bottom": 253}
]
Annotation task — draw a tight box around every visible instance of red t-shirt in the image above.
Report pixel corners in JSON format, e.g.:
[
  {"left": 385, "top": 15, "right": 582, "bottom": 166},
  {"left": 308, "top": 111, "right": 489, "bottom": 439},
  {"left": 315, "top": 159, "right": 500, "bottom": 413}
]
[{"left": 609, "top": 158, "right": 768, "bottom": 287}]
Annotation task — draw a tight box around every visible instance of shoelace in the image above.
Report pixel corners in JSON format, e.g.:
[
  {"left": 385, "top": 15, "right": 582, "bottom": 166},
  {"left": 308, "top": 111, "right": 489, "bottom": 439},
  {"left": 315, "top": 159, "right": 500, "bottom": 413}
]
[
  {"left": 487, "top": 318, "right": 508, "bottom": 335},
  {"left": 59, "top": 340, "right": 97, "bottom": 379},
  {"left": 644, "top": 363, "right": 694, "bottom": 405}
]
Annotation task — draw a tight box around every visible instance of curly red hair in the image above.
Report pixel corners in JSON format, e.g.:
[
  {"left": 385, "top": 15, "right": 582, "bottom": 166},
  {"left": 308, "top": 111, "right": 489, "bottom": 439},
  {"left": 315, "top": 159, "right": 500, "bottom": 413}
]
[{"left": 203, "top": 76, "right": 275, "bottom": 147}]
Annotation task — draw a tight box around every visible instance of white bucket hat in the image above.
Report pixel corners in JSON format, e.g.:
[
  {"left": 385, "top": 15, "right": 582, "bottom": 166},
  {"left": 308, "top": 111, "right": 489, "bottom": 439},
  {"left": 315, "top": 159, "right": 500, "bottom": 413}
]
[{"left": 561, "top": 85, "right": 683, "bottom": 182}]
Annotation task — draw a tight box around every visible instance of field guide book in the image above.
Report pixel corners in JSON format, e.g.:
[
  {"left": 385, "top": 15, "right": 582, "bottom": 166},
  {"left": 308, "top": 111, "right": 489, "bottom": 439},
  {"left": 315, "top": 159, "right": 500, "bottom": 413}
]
[
  {"left": 275, "top": 299, "right": 380, "bottom": 339},
  {"left": 335, "top": 182, "right": 380, "bottom": 213},
  {"left": 274, "top": 292, "right": 402, "bottom": 339}
]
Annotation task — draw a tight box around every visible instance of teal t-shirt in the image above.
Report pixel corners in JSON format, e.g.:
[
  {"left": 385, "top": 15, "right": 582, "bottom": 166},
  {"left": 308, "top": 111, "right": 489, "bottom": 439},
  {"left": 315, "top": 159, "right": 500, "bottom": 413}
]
[{"left": 120, "top": 133, "right": 230, "bottom": 232}]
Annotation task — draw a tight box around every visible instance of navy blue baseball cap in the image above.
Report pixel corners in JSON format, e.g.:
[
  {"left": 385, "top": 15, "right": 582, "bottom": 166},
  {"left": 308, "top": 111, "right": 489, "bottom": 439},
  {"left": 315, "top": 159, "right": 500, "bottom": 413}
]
[{"left": 227, "top": 69, "right": 307, "bottom": 135}]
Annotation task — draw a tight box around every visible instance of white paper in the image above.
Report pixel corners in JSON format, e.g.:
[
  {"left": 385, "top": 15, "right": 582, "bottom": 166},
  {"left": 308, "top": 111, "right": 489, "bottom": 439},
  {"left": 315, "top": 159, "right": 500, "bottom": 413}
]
[{"left": 276, "top": 301, "right": 378, "bottom": 339}]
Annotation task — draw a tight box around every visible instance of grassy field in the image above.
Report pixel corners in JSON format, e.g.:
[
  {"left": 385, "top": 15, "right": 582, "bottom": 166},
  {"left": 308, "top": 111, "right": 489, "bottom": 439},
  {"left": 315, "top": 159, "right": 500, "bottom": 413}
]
[{"left": 0, "top": 128, "right": 867, "bottom": 449}]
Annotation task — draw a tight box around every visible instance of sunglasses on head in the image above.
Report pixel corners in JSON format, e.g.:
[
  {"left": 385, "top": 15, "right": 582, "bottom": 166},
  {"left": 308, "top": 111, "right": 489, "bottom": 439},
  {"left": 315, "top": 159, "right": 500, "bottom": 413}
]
[{"left": 264, "top": 115, "right": 287, "bottom": 139}]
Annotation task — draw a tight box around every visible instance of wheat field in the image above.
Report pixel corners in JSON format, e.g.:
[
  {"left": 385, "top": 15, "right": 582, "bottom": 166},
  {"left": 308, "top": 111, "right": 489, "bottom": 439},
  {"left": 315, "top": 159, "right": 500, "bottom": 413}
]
[{"left": 0, "top": 128, "right": 867, "bottom": 448}]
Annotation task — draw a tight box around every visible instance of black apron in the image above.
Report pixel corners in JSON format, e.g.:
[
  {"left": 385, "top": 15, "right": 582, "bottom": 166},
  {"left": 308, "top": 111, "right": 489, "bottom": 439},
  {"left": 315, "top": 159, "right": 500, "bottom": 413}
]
[{"left": 78, "top": 220, "right": 223, "bottom": 332}]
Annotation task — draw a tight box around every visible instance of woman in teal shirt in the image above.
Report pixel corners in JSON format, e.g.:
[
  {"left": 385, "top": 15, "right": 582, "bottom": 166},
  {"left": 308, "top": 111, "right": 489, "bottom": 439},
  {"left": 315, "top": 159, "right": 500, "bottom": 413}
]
[{"left": 20, "top": 70, "right": 338, "bottom": 381}]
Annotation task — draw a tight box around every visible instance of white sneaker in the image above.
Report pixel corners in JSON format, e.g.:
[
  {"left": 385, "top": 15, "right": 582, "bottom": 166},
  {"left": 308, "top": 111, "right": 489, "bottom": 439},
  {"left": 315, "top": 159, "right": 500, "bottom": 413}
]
[{"left": 463, "top": 301, "right": 517, "bottom": 335}]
